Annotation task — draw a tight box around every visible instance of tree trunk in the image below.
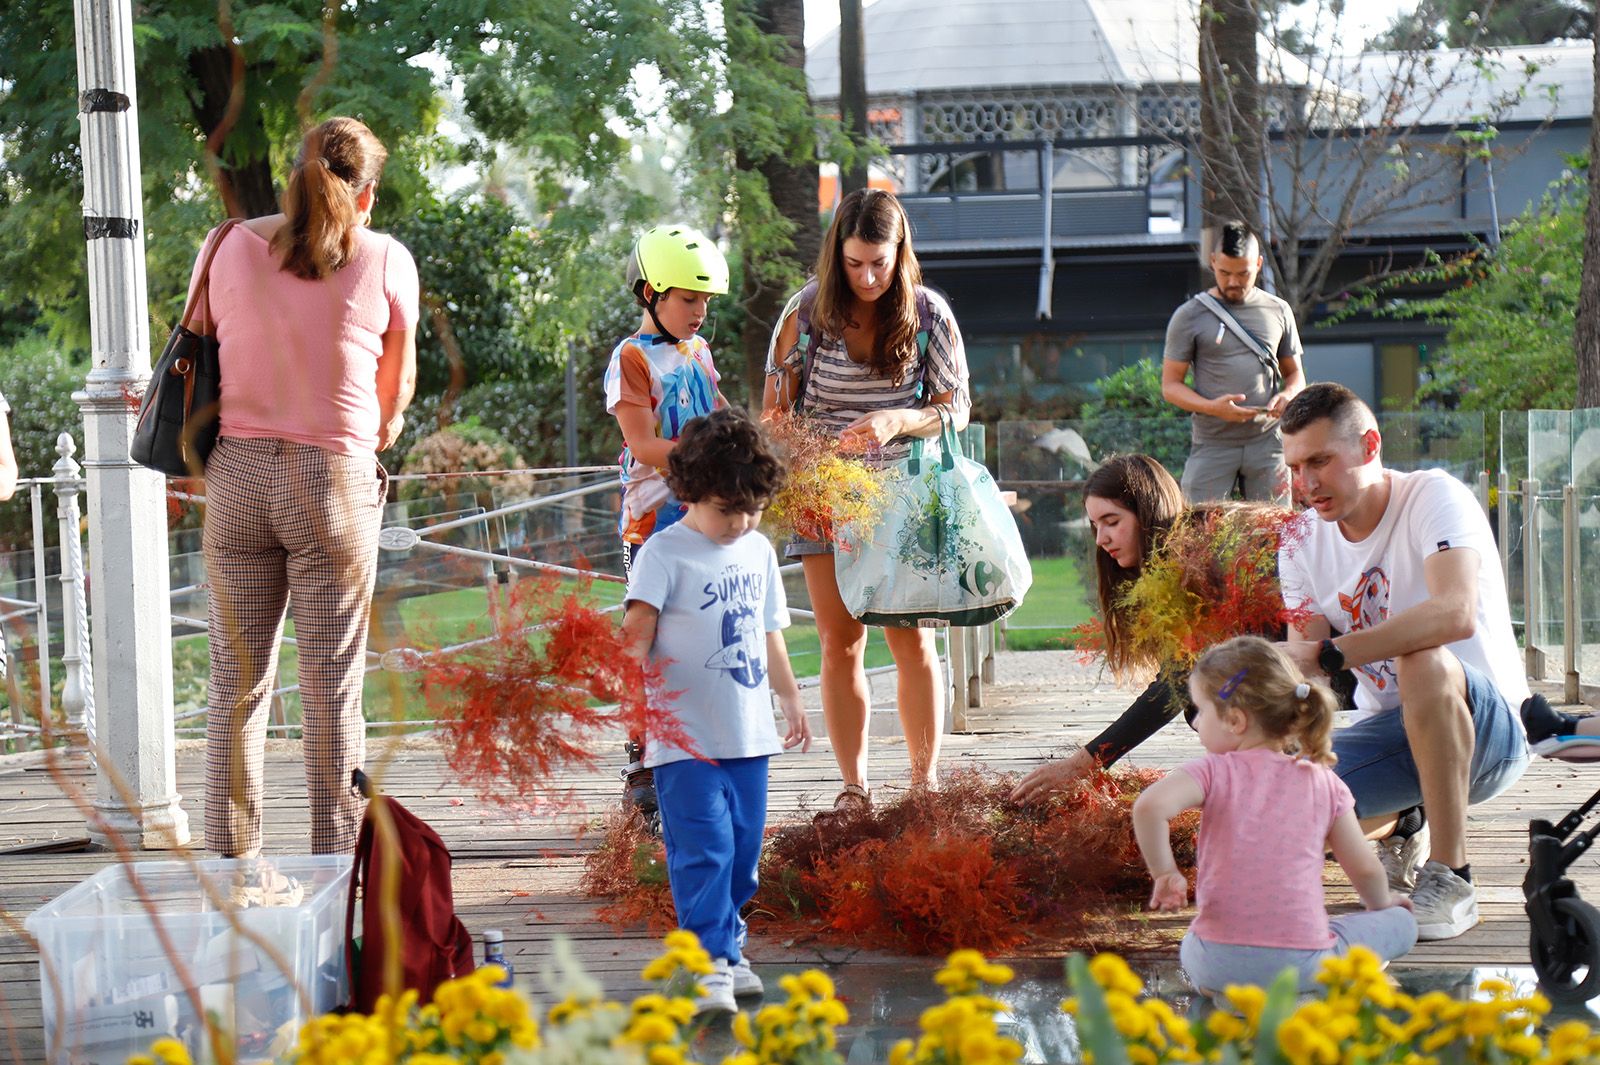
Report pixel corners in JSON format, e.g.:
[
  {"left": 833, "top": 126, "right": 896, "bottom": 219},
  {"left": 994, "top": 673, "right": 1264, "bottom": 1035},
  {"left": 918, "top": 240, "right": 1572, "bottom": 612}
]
[
  {"left": 839, "top": 0, "right": 869, "bottom": 197},
  {"left": 1198, "top": 0, "right": 1263, "bottom": 256},
  {"left": 187, "top": 45, "right": 279, "bottom": 219},
  {"left": 736, "top": 0, "right": 823, "bottom": 407},
  {"left": 1575, "top": 27, "right": 1600, "bottom": 408}
]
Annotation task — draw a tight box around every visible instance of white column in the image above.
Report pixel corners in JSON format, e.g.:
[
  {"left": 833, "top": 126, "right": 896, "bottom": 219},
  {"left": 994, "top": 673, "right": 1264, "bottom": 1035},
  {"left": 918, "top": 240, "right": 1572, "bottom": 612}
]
[{"left": 72, "top": 0, "right": 191, "bottom": 848}]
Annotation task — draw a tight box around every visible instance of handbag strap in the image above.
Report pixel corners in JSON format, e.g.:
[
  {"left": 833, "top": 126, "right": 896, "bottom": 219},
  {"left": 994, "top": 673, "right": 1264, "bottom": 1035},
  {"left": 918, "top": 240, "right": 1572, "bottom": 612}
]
[{"left": 180, "top": 219, "right": 242, "bottom": 335}]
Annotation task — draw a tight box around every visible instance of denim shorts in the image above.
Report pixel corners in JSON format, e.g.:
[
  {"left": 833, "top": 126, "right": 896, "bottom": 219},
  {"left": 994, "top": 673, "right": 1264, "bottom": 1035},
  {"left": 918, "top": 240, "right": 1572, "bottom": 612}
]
[
  {"left": 783, "top": 536, "right": 834, "bottom": 559},
  {"left": 1333, "top": 656, "right": 1530, "bottom": 819}
]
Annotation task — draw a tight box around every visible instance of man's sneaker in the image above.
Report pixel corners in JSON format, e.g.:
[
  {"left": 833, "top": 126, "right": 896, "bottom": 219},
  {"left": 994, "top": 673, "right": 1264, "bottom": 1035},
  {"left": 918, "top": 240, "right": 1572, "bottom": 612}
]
[
  {"left": 730, "top": 957, "right": 764, "bottom": 998},
  {"left": 1410, "top": 861, "right": 1479, "bottom": 940},
  {"left": 1377, "top": 823, "right": 1429, "bottom": 893},
  {"left": 696, "top": 959, "right": 737, "bottom": 1016}
]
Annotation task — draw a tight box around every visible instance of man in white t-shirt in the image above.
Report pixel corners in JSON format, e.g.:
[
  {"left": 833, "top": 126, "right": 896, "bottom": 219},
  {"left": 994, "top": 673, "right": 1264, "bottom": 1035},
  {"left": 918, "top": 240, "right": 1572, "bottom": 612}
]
[{"left": 1276, "top": 383, "right": 1529, "bottom": 942}]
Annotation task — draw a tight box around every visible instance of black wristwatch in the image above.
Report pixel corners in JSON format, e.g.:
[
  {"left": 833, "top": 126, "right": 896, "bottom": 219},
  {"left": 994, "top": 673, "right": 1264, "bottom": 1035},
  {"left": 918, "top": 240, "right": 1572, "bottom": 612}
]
[{"left": 1318, "top": 638, "right": 1346, "bottom": 675}]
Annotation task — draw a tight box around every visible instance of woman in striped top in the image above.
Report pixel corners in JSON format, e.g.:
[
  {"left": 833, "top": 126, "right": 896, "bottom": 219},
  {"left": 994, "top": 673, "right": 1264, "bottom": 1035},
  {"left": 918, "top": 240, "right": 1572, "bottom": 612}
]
[{"left": 762, "top": 189, "right": 970, "bottom": 812}]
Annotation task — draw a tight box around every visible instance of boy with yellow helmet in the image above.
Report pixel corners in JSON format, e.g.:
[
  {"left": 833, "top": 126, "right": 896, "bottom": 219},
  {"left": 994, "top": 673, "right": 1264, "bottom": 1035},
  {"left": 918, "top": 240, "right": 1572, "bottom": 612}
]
[
  {"left": 604, "top": 224, "right": 731, "bottom": 557},
  {"left": 603, "top": 223, "right": 730, "bottom": 827}
]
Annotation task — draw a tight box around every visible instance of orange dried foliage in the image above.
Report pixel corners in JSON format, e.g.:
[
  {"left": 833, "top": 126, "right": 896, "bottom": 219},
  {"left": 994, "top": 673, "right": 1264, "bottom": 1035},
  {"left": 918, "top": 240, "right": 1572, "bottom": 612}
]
[
  {"left": 423, "top": 577, "right": 694, "bottom": 807},
  {"left": 583, "top": 765, "right": 1198, "bottom": 955},
  {"left": 579, "top": 807, "right": 679, "bottom": 933},
  {"left": 761, "top": 410, "right": 888, "bottom": 544}
]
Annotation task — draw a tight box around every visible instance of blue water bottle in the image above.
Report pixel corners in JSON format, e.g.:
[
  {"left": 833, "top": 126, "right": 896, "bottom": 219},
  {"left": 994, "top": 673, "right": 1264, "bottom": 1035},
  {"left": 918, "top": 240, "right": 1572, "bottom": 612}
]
[{"left": 483, "top": 929, "right": 514, "bottom": 988}]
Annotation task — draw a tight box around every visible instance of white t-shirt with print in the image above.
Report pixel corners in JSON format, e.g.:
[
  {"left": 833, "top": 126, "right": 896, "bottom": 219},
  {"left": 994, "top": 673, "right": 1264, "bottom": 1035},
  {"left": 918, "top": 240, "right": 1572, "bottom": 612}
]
[
  {"left": 625, "top": 521, "right": 790, "bottom": 769},
  {"left": 1278, "top": 468, "right": 1529, "bottom": 719}
]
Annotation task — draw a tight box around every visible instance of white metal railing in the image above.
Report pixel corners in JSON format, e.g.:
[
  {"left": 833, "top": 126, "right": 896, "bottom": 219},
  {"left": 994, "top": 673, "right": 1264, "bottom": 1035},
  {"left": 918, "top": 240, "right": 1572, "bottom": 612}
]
[
  {"left": 2, "top": 434, "right": 94, "bottom": 755},
  {"left": 0, "top": 452, "right": 1006, "bottom": 752}
]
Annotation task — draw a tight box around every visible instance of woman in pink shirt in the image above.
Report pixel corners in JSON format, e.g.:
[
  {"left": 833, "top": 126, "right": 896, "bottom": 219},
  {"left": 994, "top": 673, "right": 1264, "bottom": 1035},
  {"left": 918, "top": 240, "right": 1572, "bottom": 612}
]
[
  {"left": 1132, "top": 636, "right": 1416, "bottom": 992},
  {"left": 198, "top": 116, "right": 418, "bottom": 857}
]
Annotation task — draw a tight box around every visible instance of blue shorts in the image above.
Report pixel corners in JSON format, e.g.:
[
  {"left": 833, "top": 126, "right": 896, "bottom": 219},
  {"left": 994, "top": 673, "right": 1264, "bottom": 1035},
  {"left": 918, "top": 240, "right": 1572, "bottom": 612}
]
[{"left": 1333, "top": 656, "right": 1530, "bottom": 819}]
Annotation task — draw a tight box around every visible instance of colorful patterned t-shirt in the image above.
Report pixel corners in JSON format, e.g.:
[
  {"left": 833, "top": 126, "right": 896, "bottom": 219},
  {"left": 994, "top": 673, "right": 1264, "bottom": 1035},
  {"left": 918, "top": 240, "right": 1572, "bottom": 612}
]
[{"left": 602, "top": 332, "right": 722, "bottom": 544}]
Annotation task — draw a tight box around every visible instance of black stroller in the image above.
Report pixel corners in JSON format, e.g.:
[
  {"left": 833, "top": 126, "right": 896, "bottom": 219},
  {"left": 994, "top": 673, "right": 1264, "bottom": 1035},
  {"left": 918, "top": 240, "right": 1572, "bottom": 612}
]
[{"left": 1523, "top": 698, "right": 1600, "bottom": 1004}]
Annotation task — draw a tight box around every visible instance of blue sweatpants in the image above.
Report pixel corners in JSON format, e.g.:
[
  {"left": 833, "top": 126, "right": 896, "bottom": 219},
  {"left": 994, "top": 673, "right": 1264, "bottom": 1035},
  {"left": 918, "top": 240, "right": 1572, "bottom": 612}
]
[{"left": 653, "top": 755, "right": 770, "bottom": 963}]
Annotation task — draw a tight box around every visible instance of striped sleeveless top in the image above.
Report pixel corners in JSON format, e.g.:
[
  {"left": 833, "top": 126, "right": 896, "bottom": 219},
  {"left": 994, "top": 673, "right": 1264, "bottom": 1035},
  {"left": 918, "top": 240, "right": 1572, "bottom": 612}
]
[{"left": 765, "top": 284, "right": 969, "bottom": 464}]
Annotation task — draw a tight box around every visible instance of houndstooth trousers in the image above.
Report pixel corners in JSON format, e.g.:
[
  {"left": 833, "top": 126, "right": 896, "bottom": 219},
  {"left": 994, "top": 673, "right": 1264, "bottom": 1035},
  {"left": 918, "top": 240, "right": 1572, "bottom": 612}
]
[{"left": 203, "top": 436, "right": 386, "bottom": 857}]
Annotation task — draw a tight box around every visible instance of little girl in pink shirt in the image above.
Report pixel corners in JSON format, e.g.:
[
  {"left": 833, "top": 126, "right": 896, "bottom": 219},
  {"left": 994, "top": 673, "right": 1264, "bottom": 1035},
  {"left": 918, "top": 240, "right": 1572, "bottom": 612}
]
[{"left": 1133, "top": 636, "right": 1417, "bottom": 992}]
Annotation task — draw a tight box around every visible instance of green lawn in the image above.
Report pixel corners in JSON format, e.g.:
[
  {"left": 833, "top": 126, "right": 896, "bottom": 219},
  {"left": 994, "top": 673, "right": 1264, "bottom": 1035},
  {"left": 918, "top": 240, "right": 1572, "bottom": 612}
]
[{"left": 1000, "top": 554, "right": 1094, "bottom": 651}]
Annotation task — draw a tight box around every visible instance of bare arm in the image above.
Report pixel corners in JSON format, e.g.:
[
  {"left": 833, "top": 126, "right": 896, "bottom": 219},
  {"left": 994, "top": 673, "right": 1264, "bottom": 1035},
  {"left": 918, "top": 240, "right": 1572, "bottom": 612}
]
[
  {"left": 0, "top": 409, "right": 16, "bottom": 502},
  {"left": 1268, "top": 353, "right": 1306, "bottom": 417},
  {"left": 1132, "top": 768, "right": 1205, "bottom": 910},
  {"left": 375, "top": 325, "right": 417, "bottom": 451},
  {"left": 841, "top": 388, "right": 968, "bottom": 449},
  {"left": 620, "top": 600, "right": 660, "bottom": 663},
  {"left": 1160, "top": 358, "right": 1259, "bottom": 422},
  {"left": 613, "top": 402, "right": 676, "bottom": 469},
  {"left": 765, "top": 630, "right": 810, "bottom": 752},
  {"left": 762, "top": 311, "right": 803, "bottom": 415},
  {"left": 1328, "top": 809, "right": 1411, "bottom": 912}
]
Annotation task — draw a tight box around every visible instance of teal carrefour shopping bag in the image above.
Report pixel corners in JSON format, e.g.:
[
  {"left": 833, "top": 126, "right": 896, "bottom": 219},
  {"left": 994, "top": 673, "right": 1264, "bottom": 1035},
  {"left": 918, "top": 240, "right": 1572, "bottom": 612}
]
[{"left": 835, "top": 414, "right": 1032, "bottom": 628}]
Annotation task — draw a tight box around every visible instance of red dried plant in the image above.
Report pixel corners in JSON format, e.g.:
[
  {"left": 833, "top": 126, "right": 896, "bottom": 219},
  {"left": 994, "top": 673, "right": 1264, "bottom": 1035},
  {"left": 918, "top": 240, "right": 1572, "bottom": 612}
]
[
  {"left": 422, "top": 577, "right": 693, "bottom": 806},
  {"left": 582, "top": 765, "right": 1199, "bottom": 956},
  {"left": 580, "top": 807, "right": 678, "bottom": 933}
]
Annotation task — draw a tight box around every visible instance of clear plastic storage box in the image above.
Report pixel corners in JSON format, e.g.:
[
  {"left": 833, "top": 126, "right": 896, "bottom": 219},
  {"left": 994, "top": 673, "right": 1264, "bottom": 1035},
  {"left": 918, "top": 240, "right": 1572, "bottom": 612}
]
[{"left": 24, "top": 855, "right": 352, "bottom": 1064}]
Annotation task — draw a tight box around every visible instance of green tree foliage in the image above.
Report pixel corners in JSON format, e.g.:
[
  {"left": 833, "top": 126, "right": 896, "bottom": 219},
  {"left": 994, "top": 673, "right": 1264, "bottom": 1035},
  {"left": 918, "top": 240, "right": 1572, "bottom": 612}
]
[
  {"left": 0, "top": 0, "right": 827, "bottom": 518},
  {"left": 1350, "top": 177, "right": 1584, "bottom": 411},
  {"left": 1368, "top": 0, "right": 1591, "bottom": 50},
  {"left": 1079, "top": 359, "right": 1191, "bottom": 475},
  {"left": 0, "top": 338, "right": 95, "bottom": 547},
  {"left": 387, "top": 195, "right": 543, "bottom": 392},
  {"left": 0, "top": 0, "right": 723, "bottom": 352}
]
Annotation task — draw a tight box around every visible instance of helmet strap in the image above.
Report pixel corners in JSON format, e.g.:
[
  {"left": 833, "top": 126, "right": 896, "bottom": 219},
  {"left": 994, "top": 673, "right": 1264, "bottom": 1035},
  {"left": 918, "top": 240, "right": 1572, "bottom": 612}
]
[{"left": 643, "top": 286, "right": 682, "bottom": 345}]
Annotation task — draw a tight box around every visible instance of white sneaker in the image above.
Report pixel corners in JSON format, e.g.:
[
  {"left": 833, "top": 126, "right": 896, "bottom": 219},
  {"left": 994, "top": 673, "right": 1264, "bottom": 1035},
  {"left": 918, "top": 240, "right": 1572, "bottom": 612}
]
[
  {"left": 1377, "top": 823, "right": 1429, "bottom": 893},
  {"left": 1410, "top": 861, "right": 1479, "bottom": 940},
  {"left": 730, "top": 957, "right": 764, "bottom": 997},
  {"left": 696, "top": 959, "right": 737, "bottom": 1016}
]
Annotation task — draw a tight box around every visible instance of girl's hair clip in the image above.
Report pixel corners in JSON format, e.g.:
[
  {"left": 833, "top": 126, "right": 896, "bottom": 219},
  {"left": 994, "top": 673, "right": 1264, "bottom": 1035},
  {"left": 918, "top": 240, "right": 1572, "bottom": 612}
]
[
  {"left": 1294, "top": 681, "right": 1311, "bottom": 699},
  {"left": 1217, "top": 668, "right": 1248, "bottom": 700}
]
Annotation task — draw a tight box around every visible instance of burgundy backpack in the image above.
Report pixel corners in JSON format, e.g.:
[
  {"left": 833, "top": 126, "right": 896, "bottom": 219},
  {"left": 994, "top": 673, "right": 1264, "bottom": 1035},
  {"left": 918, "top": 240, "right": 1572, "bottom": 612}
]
[{"left": 344, "top": 772, "right": 476, "bottom": 1012}]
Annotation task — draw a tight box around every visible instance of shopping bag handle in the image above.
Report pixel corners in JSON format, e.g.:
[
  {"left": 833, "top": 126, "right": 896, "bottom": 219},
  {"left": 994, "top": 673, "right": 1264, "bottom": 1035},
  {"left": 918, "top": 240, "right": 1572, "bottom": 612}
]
[{"left": 907, "top": 404, "right": 961, "bottom": 476}]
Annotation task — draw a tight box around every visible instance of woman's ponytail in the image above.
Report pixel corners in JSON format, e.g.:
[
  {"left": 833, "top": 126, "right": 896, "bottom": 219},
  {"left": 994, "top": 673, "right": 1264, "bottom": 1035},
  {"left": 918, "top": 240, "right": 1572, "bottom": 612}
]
[{"left": 272, "top": 118, "right": 388, "bottom": 281}]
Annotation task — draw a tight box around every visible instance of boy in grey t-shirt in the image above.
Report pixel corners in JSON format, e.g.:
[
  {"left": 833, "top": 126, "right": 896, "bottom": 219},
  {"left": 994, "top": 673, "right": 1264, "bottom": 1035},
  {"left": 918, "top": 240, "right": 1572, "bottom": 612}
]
[
  {"left": 1160, "top": 222, "right": 1304, "bottom": 502},
  {"left": 621, "top": 408, "right": 809, "bottom": 1015}
]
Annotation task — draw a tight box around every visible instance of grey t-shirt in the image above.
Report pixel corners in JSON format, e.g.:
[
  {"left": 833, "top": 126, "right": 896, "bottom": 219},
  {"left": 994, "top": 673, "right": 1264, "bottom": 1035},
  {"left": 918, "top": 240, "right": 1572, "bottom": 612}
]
[
  {"left": 625, "top": 521, "right": 791, "bottom": 769},
  {"left": 1164, "top": 288, "right": 1302, "bottom": 444}
]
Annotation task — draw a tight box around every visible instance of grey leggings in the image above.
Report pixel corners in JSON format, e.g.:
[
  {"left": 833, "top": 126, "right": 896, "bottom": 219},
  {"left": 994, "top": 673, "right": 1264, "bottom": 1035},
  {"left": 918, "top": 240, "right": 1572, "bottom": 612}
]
[{"left": 1180, "top": 907, "right": 1418, "bottom": 992}]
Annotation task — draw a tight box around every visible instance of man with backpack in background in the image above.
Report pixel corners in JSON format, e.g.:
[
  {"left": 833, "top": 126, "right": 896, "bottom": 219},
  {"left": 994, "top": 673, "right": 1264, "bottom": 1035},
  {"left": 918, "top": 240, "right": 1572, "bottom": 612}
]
[{"left": 1160, "top": 220, "right": 1305, "bottom": 503}]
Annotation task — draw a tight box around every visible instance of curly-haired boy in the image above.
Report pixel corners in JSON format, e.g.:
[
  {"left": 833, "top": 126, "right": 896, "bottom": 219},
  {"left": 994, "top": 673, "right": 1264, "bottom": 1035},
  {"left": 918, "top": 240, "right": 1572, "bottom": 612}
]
[{"left": 620, "top": 408, "right": 809, "bottom": 1014}]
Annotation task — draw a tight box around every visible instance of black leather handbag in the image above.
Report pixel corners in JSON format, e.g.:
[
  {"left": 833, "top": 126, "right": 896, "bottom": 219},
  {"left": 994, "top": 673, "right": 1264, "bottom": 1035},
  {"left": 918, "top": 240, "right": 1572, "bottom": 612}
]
[{"left": 131, "top": 219, "right": 239, "bottom": 476}]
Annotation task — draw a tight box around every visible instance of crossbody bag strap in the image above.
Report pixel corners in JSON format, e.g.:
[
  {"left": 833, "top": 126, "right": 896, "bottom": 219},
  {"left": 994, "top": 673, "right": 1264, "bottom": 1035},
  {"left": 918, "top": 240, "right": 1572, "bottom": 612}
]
[{"left": 1192, "top": 291, "right": 1282, "bottom": 392}]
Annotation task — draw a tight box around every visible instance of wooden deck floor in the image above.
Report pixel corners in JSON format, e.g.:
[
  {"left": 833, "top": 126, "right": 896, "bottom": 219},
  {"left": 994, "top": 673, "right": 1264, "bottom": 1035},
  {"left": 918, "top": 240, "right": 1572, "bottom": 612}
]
[{"left": 1, "top": 651, "right": 1594, "bottom": 1057}]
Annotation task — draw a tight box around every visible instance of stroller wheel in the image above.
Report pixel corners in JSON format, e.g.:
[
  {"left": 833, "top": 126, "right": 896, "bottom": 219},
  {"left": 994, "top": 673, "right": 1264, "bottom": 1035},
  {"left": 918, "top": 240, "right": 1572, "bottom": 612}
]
[{"left": 1531, "top": 896, "right": 1600, "bottom": 1004}]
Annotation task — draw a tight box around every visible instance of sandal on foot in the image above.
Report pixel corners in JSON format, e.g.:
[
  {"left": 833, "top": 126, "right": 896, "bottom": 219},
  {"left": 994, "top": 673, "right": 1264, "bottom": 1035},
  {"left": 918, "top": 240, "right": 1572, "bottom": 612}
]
[{"left": 815, "top": 784, "right": 871, "bottom": 823}]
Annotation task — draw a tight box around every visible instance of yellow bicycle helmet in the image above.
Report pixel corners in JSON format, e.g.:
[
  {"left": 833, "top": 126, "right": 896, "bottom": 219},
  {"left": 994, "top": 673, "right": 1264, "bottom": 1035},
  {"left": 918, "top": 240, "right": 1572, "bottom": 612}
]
[{"left": 627, "top": 225, "right": 729, "bottom": 341}]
